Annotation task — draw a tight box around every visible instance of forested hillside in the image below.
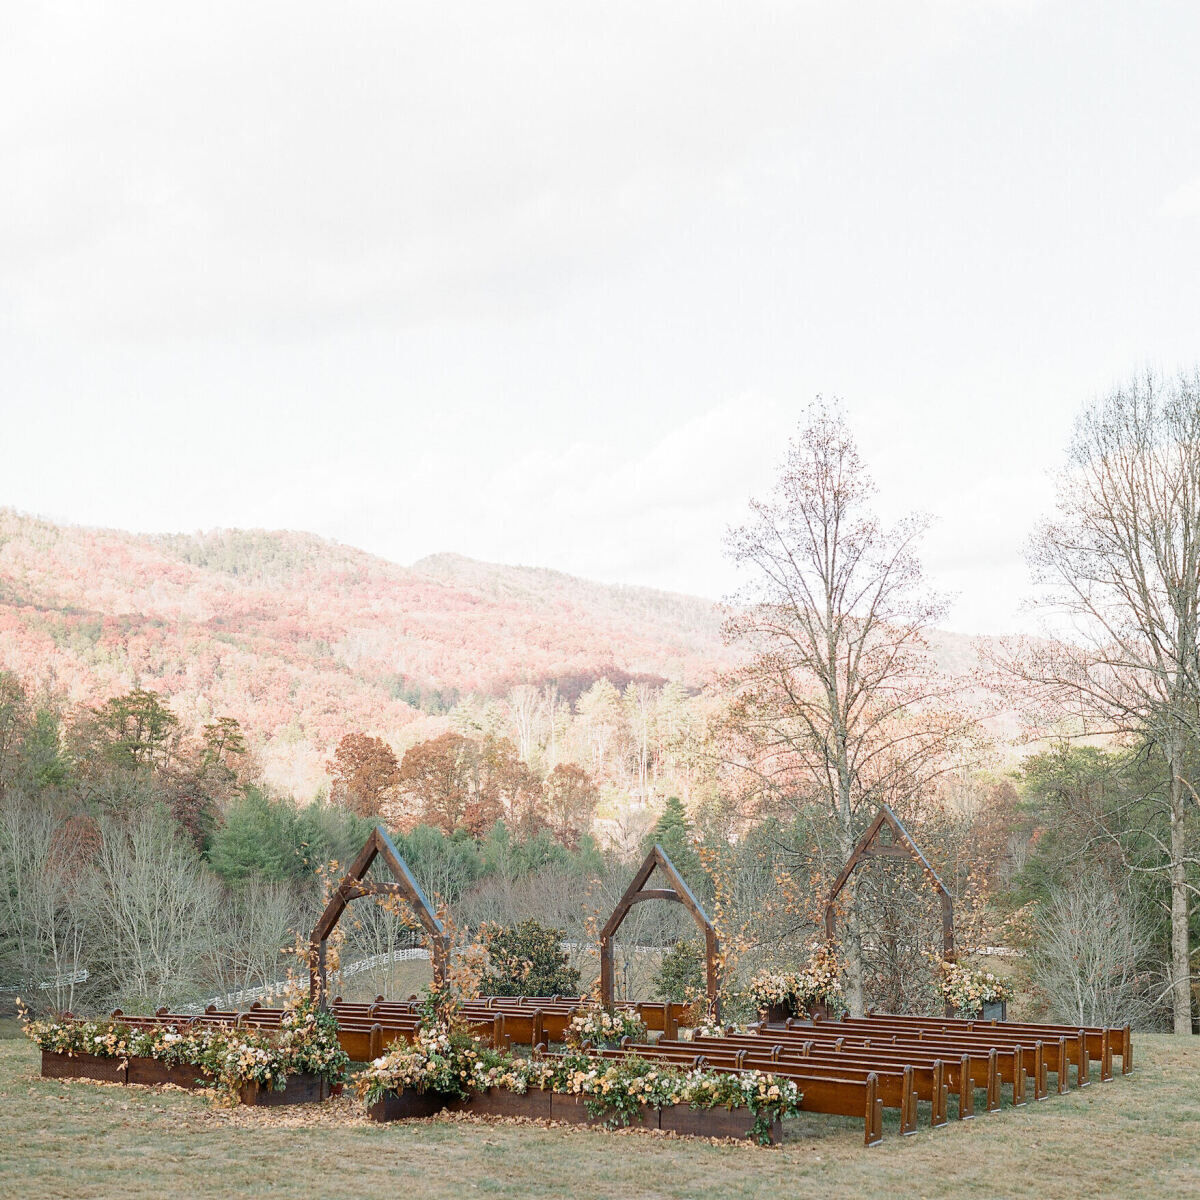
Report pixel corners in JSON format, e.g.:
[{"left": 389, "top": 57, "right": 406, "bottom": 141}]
[
  {"left": 0, "top": 509, "right": 1000, "bottom": 799},
  {"left": 0, "top": 511, "right": 737, "bottom": 796}
]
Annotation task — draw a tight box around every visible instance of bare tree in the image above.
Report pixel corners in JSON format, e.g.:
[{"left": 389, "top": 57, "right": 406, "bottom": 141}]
[
  {"left": 205, "top": 878, "right": 300, "bottom": 1005},
  {"left": 508, "top": 685, "right": 539, "bottom": 763},
  {"left": 1016, "top": 372, "right": 1200, "bottom": 1033},
  {"left": 723, "top": 402, "right": 978, "bottom": 1015},
  {"left": 0, "top": 795, "right": 89, "bottom": 1012},
  {"left": 1032, "top": 877, "right": 1164, "bottom": 1029},
  {"left": 83, "top": 811, "right": 222, "bottom": 1009}
]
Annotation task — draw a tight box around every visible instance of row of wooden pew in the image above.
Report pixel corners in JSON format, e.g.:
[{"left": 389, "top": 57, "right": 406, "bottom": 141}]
[{"left": 107, "top": 999, "right": 1132, "bottom": 1146}]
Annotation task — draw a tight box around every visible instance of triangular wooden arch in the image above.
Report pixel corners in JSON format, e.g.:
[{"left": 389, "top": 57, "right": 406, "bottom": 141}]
[
  {"left": 599, "top": 844, "right": 720, "bottom": 1017},
  {"left": 823, "top": 804, "right": 955, "bottom": 962},
  {"left": 309, "top": 825, "right": 449, "bottom": 1007}
]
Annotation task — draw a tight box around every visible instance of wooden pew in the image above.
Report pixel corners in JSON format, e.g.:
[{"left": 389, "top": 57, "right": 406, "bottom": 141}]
[
  {"left": 859, "top": 1012, "right": 1124, "bottom": 1080},
  {"left": 645, "top": 1038, "right": 940, "bottom": 1131},
  {"left": 816, "top": 1016, "right": 1067, "bottom": 1096},
  {"left": 541, "top": 1045, "right": 885, "bottom": 1146},
  {"left": 691, "top": 1032, "right": 983, "bottom": 1119}
]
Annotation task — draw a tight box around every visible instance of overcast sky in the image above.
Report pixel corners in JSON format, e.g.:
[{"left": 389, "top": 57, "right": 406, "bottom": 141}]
[{"left": 3, "top": 2, "right": 1198, "bottom": 634}]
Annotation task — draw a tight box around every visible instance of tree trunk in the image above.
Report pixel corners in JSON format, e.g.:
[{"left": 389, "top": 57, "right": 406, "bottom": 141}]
[
  {"left": 1169, "top": 755, "right": 1193, "bottom": 1034},
  {"left": 837, "top": 803, "right": 865, "bottom": 1017}
]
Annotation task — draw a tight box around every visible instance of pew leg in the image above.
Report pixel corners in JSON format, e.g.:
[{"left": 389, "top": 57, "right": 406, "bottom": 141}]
[
  {"left": 986, "top": 1057, "right": 1001, "bottom": 1113},
  {"left": 864, "top": 1076, "right": 883, "bottom": 1147},
  {"left": 957, "top": 1066, "right": 974, "bottom": 1120}
]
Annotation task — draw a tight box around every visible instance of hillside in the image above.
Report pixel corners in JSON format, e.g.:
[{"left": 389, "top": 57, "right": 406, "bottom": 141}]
[
  {"left": 0, "top": 511, "right": 737, "bottom": 795},
  {"left": 0, "top": 510, "right": 1004, "bottom": 797}
]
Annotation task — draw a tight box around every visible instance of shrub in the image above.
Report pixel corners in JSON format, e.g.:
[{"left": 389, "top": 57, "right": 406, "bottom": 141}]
[
  {"left": 479, "top": 919, "right": 580, "bottom": 997},
  {"left": 653, "top": 938, "right": 705, "bottom": 1002}
]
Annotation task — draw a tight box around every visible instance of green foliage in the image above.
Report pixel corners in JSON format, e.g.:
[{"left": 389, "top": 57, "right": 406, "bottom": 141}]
[
  {"left": 20, "top": 709, "right": 69, "bottom": 790},
  {"left": 643, "top": 796, "right": 701, "bottom": 882},
  {"left": 394, "top": 823, "right": 486, "bottom": 906},
  {"left": 1013, "top": 744, "right": 1167, "bottom": 909},
  {"left": 480, "top": 919, "right": 581, "bottom": 998},
  {"left": 208, "top": 789, "right": 374, "bottom": 884},
  {"left": 479, "top": 821, "right": 570, "bottom": 880},
  {"left": 653, "top": 938, "right": 705, "bottom": 1002},
  {"left": 207, "top": 788, "right": 295, "bottom": 883},
  {"left": 91, "top": 689, "right": 180, "bottom": 772}
]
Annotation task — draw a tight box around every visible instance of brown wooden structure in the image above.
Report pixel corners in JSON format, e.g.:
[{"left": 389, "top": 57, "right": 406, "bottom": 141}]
[
  {"left": 823, "top": 804, "right": 955, "bottom": 963},
  {"left": 599, "top": 843, "right": 720, "bottom": 1017},
  {"left": 309, "top": 825, "right": 448, "bottom": 1008}
]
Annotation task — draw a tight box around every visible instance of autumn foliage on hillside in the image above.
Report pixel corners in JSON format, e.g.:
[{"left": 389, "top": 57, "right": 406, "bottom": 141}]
[{"left": 0, "top": 511, "right": 731, "bottom": 798}]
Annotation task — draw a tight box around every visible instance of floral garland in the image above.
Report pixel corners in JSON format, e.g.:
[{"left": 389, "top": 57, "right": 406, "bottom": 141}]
[
  {"left": 358, "top": 1034, "right": 801, "bottom": 1145},
  {"left": 21, "top": 1001, "right": 349, "bottom": 1101},
  {"left": 936, "top": 961, "right": 1013, "bottom": 1017},
  {"left": 565, "top": 1003, "right": 647, "bottom": 1047},
  {"left": 747, "top": 943, "right": 847, "bottom": 1018}
]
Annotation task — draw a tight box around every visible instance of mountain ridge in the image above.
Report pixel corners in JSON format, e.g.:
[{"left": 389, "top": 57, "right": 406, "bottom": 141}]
[{"left": 0, "top": 509, "right": 1004, "bottom": 797}]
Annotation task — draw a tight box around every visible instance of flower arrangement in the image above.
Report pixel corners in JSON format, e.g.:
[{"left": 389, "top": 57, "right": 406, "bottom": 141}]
[
  {"left": 681, "top": 1015, "right": 729, "bottom": 1040},
  {"left": 747, "top": 943, "right": 847, "bottom": 1019},
  {"left": 936, "top": 961, "right": 1013, "bottom": 1018},
  {"left": 359, "top": 1033, "right": 802, "bottom": 1144},
  {"left": 21, "top": 1000, "right": 349, "bottom": 1102},
  {"left": 565, "top": 1003, "right": 648, "bottom": 1047},
  {"left": 357, "top": 1023, "right": 479, "bottom": 1106}
]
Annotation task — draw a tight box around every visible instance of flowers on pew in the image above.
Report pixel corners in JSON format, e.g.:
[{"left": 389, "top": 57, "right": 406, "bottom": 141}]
[
  {"left": 22, "top": 1015, "right": 134, "bottom": 1060},
  {"left": 20, "top": 1000, "right": 349, "bottom": 1102},
  {"left": 748, "top": 943, "right": 848, "bottom": 1019},
  {"left": 359, "top": 1032, "right": 802, "bottom": 1145},
  {"left": 936, "top": 960, "right": 1013, "bottom": 1017},
  {"left": 680, "top": 1015, "right": 729, "bottom": 1040},
  {"left": 273, "top": 1002, "right": 351, "bottom": 1086},
  {"left": 565, "top": 1002, "right": 648, "bottom": 1047},
  {"left": 358, "top": 1023, "right": 478, "bottom": 1106}
]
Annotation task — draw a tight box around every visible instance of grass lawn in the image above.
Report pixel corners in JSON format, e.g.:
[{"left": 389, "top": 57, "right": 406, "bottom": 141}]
[{"left": 2, "top": 1028, "right": 1197, "bottom": 1200}]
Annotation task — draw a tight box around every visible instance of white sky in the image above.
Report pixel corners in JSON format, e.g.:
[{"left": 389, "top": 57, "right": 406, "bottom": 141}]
[{"left": 2, "top": 2, "right": 1198, "bottom": 635}]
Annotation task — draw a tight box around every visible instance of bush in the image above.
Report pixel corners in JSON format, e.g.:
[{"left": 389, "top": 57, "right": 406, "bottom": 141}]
[
  {"left": 653, "top": 938, "right": 705, "bottom": 1002},
  {"left": 480, "top": 919, "right": 581, "bottom": 998}
]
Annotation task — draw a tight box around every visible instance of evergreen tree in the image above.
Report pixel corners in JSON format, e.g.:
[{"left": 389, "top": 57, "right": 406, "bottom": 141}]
[
  {"left": 644, "top": 795, "right": 700, "bottom": 881},
  {"left": 653, "top": 938, "right": 705, "bottom": 1002}
]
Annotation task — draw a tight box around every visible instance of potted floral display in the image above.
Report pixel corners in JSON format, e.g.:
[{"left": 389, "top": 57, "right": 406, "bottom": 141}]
[
  {"left": 936, "top": 960, "right": 1014, "bottom": 1020},
  {"left": 749, "top": 943, "right": 847, "bottom": 1023}
]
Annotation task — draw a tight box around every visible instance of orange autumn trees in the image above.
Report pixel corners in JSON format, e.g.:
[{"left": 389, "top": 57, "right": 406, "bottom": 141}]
[
  {"left": 328, "top": 733, "right": 401, "bottom": 819},
  {"left": 395, "top": 732, "right": 543, "bottom": 836},
  {"left": 330, "top": 728, "right": 601, "bottom": 847},
  {"left": 542, "top": 762, "right": 600, "bottom": 848}
]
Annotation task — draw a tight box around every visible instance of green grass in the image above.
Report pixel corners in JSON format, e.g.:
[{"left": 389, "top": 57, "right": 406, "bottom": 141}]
[{"left": 2, "top": 1034, "right": 1197, "bottom": 1199}]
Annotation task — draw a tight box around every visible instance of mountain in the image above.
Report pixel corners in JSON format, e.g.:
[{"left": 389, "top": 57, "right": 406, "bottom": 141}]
[
  {"left": 0, "top": 509, "right": 1008, "bottom": 797},
  {"left": 0, "top": 511, "right": 733, "bottom": 795}
]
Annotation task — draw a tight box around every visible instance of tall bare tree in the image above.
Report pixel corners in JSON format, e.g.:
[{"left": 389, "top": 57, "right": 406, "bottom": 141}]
[
  {"left": 724, "top": 402, "right": 976, "bottom": 1015},
  {"left": 1017, "top": 371, "right": 1200, "bottom": 1033}
]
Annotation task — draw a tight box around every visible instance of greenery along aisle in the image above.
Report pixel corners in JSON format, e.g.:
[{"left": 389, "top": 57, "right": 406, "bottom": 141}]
[
  {"left": 357, "top": 1014, "right": 800, "bottom": 1145},
  {"left": 20, "top": 1001, "right": 350, "bottom": 1102}
]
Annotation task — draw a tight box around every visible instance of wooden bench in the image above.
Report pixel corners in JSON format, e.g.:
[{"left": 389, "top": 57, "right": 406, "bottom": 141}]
[
  {"left": 854, "top": 1017, "right": 1123, "bottom": 1084},
  {"left": 537, "top": 1045, "right": 885, "bottom": 1146}
]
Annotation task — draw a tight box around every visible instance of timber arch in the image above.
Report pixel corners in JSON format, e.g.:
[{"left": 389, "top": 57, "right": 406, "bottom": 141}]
[
  {"left": 599, "top": 844, "right": 720, "bottom": 1017},
  {"left": 823, "top": 803, "right": 955, "bottom": 963},
  {"left": 309, "top": 825, "right": 449, "bottom": 1007}
]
